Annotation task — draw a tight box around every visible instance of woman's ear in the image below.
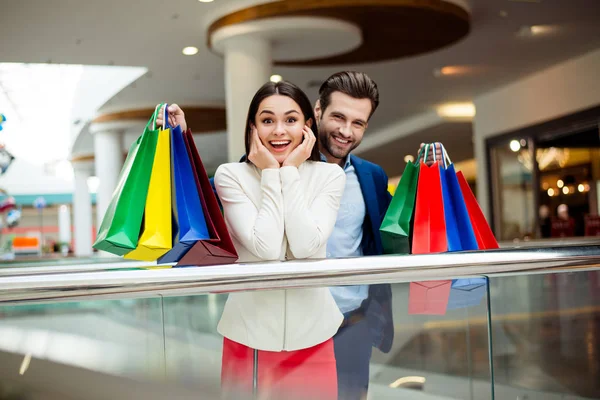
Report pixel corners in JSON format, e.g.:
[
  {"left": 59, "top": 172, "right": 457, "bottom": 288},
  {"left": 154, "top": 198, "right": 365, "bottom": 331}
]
[{"left": 306, "top": 118, "right": 314, "bottom": 128}]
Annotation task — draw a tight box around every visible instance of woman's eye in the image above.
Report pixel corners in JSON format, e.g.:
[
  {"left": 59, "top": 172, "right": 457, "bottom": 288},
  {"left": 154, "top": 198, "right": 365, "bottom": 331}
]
[
  {"left": 286, "top": 118, "right": 297, "bottom": 123},
  {"left": 262, "top": 119, "right": 272, "bottom": 124}
]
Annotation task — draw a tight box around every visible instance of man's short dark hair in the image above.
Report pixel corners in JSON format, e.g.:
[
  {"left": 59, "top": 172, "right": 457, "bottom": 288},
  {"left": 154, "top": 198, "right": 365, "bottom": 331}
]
[{"left": 318, "top": 71, "right": 380, "bottom": 119}]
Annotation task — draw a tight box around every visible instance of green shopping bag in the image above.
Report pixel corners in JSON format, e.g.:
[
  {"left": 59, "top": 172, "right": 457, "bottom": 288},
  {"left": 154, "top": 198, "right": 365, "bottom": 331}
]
[
  {"left": 93, "top": 105, "right": 162, "bottom": 255},
  {"left": 379, "top": 148, "right": 421, "bottom": 254}
]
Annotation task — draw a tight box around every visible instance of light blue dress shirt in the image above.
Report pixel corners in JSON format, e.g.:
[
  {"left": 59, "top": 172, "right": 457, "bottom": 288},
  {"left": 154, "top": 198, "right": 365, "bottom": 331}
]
[{"left": 326, "top": 156, "right": 370, "bottom": 314}]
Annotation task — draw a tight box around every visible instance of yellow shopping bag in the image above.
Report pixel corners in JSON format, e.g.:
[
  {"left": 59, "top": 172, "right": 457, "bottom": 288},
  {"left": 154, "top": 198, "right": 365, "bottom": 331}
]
[{"left": 125, "top": 127, "right": 172, "bottom": 261}]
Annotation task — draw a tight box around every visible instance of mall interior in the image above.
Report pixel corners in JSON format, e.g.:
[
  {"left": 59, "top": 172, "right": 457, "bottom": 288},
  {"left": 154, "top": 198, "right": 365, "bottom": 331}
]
[{"left": 0, "top": 0, "right": 599, "bottom": 399}]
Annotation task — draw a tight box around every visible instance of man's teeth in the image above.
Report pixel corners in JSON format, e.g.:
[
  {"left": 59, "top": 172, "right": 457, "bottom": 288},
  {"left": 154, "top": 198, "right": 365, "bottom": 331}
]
[{"left": 334, "top": 137, "right": 349, "bottom": 144}]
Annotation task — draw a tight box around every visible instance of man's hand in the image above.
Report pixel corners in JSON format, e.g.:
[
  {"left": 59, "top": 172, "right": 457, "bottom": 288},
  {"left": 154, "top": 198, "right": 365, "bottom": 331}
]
[{"left": 418, "top": 142, "right": 444, "bottom": 166}]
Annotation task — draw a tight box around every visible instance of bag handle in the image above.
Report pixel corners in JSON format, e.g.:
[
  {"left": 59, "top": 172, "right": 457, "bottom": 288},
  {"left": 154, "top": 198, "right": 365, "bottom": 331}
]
[
  {"left": 162, "top": 103, "right": 172, "bottom": 130},
  {"left": 148, "top": 103, "right": 165, "bottom": 131},
  {"left": 440, "top": 143, "right": 452, "bottom": 168}
]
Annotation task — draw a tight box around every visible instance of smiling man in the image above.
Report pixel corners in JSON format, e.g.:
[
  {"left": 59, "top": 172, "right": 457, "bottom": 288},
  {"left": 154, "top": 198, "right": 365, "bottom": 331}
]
[{"left": 314, "top": 71, "right": 394, "bottom": 400}]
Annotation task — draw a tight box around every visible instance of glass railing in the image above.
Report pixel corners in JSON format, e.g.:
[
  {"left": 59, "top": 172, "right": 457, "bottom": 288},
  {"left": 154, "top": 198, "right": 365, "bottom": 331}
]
[{"left": 0, "top": 245, "right": 598, "bottom": 400}]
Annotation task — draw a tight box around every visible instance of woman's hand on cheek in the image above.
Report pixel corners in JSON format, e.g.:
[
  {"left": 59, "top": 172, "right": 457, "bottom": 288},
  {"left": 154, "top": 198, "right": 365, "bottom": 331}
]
[
  {"left": 248, "top": 126, "right": 280, "bottom": 170},
  {"left": 282, "top": 125, "right": 316, "bottom": 168}
]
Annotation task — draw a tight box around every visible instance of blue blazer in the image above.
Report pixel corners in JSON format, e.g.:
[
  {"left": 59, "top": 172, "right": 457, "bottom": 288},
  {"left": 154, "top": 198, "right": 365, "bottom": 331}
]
[
  {"left": 209, "top": 155, "right": 394, "bottom": 352},
  {"left": 350, "top": 155, "right": 394, "bottom": 354}
]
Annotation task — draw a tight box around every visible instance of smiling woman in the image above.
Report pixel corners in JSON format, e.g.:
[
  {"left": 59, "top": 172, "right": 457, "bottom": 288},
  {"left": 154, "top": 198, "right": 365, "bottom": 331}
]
[{"left": 243, "top": 80, "right": 321, "bottom": 166}]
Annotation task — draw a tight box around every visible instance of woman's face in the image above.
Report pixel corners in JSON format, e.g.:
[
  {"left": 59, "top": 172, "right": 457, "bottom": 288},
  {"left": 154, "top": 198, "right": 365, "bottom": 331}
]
[{"left": 253, "top": 94, "right": 309, "bottom": 165}]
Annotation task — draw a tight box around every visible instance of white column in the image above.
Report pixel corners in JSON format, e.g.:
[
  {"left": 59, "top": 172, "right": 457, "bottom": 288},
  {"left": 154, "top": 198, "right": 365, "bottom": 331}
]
[
  {"left": 223, "top": 36, "right": 272, "bottom": 162},
  {"left": 91, "top": 125, "right": 123, "bottom": 230},
  {"left": 72, "top": 161, "right": 93, "bottom": 257}
]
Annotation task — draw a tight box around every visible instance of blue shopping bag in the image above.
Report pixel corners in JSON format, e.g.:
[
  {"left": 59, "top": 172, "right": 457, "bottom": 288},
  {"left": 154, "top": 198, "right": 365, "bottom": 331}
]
[
  {"left": 447, "top": 278, "right": 487, "bottom": 310},
  {"left": 439, "top": 144, "right": 478, "bottom": 252},
  {"left": 158, "top": 109, "right": 210, "bottom": 263}
]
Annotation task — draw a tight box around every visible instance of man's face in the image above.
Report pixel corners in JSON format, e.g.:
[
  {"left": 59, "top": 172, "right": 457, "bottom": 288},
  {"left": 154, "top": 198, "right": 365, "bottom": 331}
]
[{"left": 315, "top": 92, "right": 372, "bottom": 163}]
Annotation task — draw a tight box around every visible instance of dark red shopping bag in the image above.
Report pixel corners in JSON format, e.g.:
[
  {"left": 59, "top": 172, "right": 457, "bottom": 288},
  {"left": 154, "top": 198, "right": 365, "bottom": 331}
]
[
  {"left": 176, "top": 130, "right": 238, "bottom": 266},
  {"left": 456, "top": 171, "right": 499, "bottom": 249},
  {"left": 411, "top": 158, "right": 447, "bottom": 254}
]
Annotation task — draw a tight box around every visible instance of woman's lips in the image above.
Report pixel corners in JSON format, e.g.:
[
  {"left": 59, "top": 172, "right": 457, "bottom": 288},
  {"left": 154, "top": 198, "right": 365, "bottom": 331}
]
[{"left": 269, "top": 140, "right": 291, "bottom": 153}]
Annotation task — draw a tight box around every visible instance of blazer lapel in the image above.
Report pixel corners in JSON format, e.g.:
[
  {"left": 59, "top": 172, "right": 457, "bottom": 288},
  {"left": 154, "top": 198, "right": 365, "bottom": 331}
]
[{"left": 351, "top": 155, "right": 379, "bottom": 244}]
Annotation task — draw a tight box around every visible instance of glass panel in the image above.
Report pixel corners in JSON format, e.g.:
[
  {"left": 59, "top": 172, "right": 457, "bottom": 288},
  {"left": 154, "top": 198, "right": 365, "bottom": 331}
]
[
  {"left": 0, "top": 297, "right": 165, "bottom": 379},
  {"left": 156, "top": 279, "right": 492, "bottom": 400},
  {"left": 538, "top": 148, "right": 598, "bottom": 238},
  {"left": 489, "top": 269, "right": 600, "bottom": 399},
  {"left": 367, "top": 279, "right": 493, "bottom": 400},
  {"left": 490, "top": 139, "right": 535, "bottom": 241}
]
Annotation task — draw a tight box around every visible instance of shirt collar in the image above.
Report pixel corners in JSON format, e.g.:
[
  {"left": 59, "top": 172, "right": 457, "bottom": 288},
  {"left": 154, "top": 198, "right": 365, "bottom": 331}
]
[{"left": 320, "top": 153, "right": 353, "bottom": 170}]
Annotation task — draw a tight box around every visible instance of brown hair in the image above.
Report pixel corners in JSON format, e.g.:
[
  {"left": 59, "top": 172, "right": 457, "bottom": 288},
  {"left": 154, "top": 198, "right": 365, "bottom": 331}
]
[
  {"left": 244, "top": 81, "right": 321, "bottom": 162},
  {"left": 318, "top": 71, "right": 380, "bottom": 119}
]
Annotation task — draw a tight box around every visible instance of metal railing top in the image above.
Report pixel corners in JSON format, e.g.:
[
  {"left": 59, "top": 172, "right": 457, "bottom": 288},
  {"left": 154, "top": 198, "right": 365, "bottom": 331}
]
[{"left": 0, "top": 244, "right": 599, "bottom": 304}]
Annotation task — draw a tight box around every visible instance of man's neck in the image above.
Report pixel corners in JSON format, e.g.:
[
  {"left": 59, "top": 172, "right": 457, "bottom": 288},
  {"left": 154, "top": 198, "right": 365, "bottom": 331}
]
[{"left": 323, "top": 150, "right": 347, "bottom": 167}]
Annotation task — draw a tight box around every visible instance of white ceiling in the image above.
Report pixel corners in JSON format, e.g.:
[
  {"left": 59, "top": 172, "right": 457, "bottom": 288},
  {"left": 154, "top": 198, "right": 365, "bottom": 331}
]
[{"left": 1, "top": 0, "right": 600, "bottom": 160}]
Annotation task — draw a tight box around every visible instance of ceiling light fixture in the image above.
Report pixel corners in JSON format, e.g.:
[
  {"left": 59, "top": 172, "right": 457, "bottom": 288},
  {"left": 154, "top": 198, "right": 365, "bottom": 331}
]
[
  {"left": 547, "top": 188, "right": 555, "bottom": 197},
  {"left": 404, "top": 155, "right": 415, "bottom": 163},
  {"left": 182, "top": 46, "right": 199, "bottom": 56},
  {"left": 578, "top": 184, "right": 585, "bottom": 193},
  {"left": 557, "top": 179, "right": 564, "bottom": 188},
  {"left": 518, "top": 24, "right": 557, "bottom": 37},
  {"left": 270, "top": 74, "right": 283, "bottom": 83},
  {"left": 437, "top": 103, "right": 475, "bottom": 119},
  {"left": 510, "top": 140, "right": 521, "bottom": 152},
  {"left": 433, "top": 65, "right": 474, "bottom": 77},
  {"left": 562, "top": 186, "right": 569, "bottom": 195},
  {"left": 198, "top": 0, "right": 214, "bottom": 2}
]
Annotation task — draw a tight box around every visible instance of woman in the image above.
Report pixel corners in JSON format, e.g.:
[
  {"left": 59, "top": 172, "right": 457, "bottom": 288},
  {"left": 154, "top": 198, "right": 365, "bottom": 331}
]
[{"left": 159, "top": 81, "right": 345, "bottom": 400}]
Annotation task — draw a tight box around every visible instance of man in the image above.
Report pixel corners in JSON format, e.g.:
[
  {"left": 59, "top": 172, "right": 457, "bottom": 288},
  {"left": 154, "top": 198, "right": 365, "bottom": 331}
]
[
  {"left": 313, "top": 71, "right": 393, "bottom": 400},
  {"left": 314, "top": 71, "right": 441, "bottom": 400}
]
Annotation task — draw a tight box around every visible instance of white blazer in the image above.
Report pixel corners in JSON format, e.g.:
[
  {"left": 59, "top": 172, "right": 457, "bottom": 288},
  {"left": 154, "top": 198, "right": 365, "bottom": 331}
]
[{"left": 214, "top": 161, "right": 346, "bottom": 352}]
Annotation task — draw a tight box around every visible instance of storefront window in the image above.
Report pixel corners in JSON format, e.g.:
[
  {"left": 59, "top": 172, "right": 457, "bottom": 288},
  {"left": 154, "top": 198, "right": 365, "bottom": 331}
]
[
  {"left": 490, "top": 139, "right": 535, "bottom": 241},
  {"left": 489, "top": 122, "right": 600, "bottom": 242}
]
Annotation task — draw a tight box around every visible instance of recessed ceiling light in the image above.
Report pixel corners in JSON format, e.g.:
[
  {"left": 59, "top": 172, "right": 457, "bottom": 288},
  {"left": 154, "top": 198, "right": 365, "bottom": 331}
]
[
  {"left": 518, "top": 25, "right": 557, "bottom": 37},
  {"left": 198, "top": 0, "right": 214, "bottom": 2},
  {"left": 270, "top": 74, "right": 283, "bottom": 83},
  {"left": 433, "top": 65, "right": 477, "bottom": 78},
  {"left": 404, "top": 155, "right": 415, "bottom": 163},
  {"left": 499, "top": 10, "right": 508, "bottom": 17},
  {"left": 510, "top": 140, "right": 521, "bottom": 152},
  {"left": 182, "top": 46, "right": 199, "bottom": 56},
  {"left": 437, "top": 103, "right": 476, "bottom": 118}
]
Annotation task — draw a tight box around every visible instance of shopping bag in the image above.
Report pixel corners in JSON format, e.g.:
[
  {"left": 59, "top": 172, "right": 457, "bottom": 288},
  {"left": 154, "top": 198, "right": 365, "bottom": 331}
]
[
  {"left": 447, "top": 278, "right": 487, "bottom": 310},
  {"left": 176, "top": 129, "right": 238, "bottom": 266},
  {"left": 456, "top": 171, "right": 499, "bottom": 250},
  {"left": 408, "top": 280, "right": 452, "bottom": 315},
  {"left": 412, "top": 144, "right": 447, "bottom": 254},
  {"left": 158, "top": 116, "right": 211, "bottom": 263},
  {"left": 380, "top": 149, "right": 420, "bottom": 255},
  {"left": 93, "top": 105, "right": 161, "bottom": 255},
  {"left": 124, "top": 123, "right": 172, "bottom": 261},
  {"left": 439, "top": 145, "right": 478, "bottom": 252}
]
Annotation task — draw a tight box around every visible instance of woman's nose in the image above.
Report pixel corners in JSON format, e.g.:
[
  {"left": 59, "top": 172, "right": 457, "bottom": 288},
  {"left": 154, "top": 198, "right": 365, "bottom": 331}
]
[{"left": 273, "top": 122, "right": 286, "bottom": 135}]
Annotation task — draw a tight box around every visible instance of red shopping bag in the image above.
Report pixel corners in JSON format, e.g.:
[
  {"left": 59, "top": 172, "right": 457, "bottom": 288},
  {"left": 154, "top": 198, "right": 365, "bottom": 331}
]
[
  {"left": 456, "top": 171, "right": 499, "bottom": 249},
  {"left": 408, "top": 281, "right": 452, "bottom": 315},
  {"left": 176, "top": 130, "right": 238, "bottom": 266},
  {"left": 412, "top": 145, "right": 447, "bottom": 254}
]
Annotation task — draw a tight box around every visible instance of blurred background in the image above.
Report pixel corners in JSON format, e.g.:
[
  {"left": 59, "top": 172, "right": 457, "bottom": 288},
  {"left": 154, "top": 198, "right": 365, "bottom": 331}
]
[{"left": 0, "top": 0, "right": 599, "bottom": 399}]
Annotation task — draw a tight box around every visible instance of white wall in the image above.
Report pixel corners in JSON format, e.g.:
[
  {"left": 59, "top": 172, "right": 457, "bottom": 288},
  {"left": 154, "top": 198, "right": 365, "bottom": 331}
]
[{"left": 473, "top": 47, "right": 600, "bottom": 219}]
